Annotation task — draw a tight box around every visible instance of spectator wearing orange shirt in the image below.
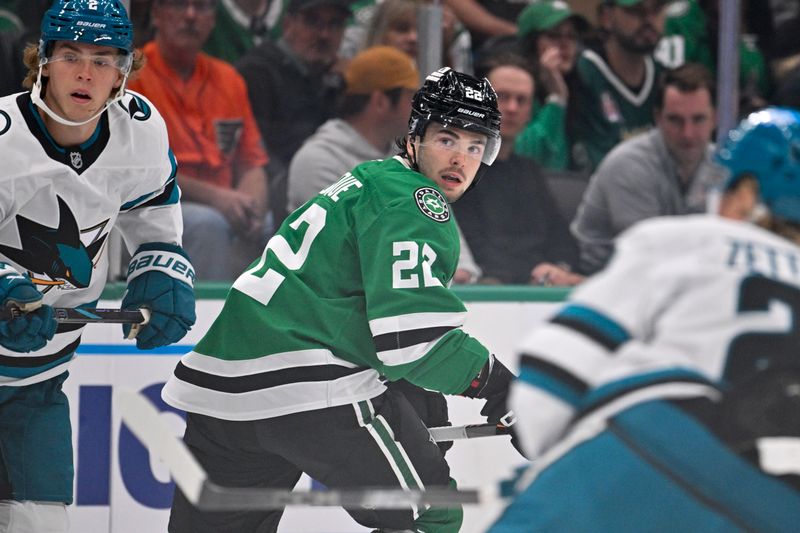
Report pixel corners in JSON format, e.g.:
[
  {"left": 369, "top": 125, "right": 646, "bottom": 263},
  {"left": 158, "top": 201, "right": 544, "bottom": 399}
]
[{"left": 128, "top": 0, "right": 270, "bottom": 280}]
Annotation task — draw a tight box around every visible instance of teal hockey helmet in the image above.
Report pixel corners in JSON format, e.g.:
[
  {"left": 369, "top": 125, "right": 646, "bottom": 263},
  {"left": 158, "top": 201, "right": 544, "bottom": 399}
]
[
  {"left": 716, "top": 107, "right": 800, "bottom": 224},
  {"left": 39, "top": 0, "right": 133, "bottom": 71}
]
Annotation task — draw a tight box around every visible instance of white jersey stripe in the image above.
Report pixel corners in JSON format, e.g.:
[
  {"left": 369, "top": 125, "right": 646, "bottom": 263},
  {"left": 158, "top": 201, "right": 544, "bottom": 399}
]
[
  {"left": 182, "top": 348, "right": 360, "bottom": 377},
  {"left": 377, "top": 338, "right": 440, "bottom": 367},
  {"left": 369, "top": 311, "right": 466, "bottom": 336},
  {"left": 161, "top": 369, "right": 386, "bottom": 421}
]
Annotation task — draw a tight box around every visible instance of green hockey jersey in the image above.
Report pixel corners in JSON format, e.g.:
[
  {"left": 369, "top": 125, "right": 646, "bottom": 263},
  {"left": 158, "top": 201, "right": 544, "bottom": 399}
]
[
  {"left": 655, "top": 0, "right": 770, "bottom": 99},
  {"left": 570, "top": 49, "right": 661, "bottom": 173},
  {"left": 162, "top": 156, "right": 490, "bottom": 420}
]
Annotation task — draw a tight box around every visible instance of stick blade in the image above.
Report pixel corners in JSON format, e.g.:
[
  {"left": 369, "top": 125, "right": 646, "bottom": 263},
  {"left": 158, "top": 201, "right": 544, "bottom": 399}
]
[
  {"left": 117, "top": 391, "right": 492, "bottom": 512},
  {"left": 116, "top": 390, "right": 206, "bottom": 505},
  {"left": 197, "top": 482, "right": 481, "bottom": 511}
]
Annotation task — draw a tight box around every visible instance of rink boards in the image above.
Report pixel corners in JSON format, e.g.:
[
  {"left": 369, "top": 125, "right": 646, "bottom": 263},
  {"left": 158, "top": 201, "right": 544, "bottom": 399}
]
[{"left": 64, "top": 285, "right": 567, "bottom": 533}]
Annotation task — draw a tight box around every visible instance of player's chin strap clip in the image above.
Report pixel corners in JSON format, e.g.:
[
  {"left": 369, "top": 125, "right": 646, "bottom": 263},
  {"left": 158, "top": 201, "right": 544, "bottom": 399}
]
[
  {"left": 125, "top": 308, "right": 151, "bottom": 340},
  {"left": 500, "top": 410, "right": 517, "bottom": 428}
]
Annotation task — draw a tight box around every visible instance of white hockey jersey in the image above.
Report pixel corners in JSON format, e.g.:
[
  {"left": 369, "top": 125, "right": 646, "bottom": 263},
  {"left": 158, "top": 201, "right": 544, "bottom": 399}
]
[
  {"left": 0, "top": 90, "right": 183, "bottom": 386},
  {"left": 511, "top": 214, "right": 800, "bottom": 458}
]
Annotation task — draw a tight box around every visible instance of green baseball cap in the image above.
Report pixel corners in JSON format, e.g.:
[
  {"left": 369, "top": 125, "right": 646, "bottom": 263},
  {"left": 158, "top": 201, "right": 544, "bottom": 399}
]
[{"left": 517, "top": 1, "right": 588, "bottom": 38}]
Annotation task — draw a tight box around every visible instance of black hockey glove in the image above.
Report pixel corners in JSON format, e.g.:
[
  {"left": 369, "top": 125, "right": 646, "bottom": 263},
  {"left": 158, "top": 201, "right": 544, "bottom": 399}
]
[
  {"left": 461, "top": 355, "right": 527, "bottom": 457},
  {"left": 388, "top": 380, "right": 453, "bottom": 455}
]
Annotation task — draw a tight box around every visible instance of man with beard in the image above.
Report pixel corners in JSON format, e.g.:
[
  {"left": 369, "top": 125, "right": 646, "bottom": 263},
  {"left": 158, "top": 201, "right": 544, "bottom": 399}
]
[
  {"left": 237, "top": 0, "right": 353, "bottom": 227},
  {"left": 569, "top": 0, "right": 670, "bottom": 174}
]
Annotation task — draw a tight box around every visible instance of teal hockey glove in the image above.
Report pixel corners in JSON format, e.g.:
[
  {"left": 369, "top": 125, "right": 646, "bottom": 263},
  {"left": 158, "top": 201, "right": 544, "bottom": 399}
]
[
  {"left": 122, "top": 243, "right": 196, "bottom": 350},
  {"left": 0, "top": 263, "right": 57, "bottom": 352}
]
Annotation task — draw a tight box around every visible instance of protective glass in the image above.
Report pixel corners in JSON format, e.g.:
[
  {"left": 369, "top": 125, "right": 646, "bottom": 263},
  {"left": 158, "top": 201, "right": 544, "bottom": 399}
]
[{"left": 42, "top": 51, "right": 132, "bottom": 74}]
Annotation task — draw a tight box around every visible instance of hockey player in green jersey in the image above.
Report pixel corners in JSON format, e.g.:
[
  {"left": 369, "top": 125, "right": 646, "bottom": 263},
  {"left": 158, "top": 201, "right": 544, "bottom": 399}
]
[{"left": 163, "top": 67, "right": 518, "bottom": 532}]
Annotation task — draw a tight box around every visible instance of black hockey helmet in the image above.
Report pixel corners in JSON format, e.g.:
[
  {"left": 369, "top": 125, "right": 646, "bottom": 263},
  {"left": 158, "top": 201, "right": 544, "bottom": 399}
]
[{"left": 409, "top": 67, "right": 502, "bottom": 166}]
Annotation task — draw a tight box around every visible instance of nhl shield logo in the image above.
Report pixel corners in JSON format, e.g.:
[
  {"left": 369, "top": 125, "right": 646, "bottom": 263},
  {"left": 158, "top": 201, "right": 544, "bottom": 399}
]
[
  {"left": 414, "top": 187, "right": 450, "bottom": 222},
  {"left": 69, "top": 151, "right": 83, "bottom": 169}
]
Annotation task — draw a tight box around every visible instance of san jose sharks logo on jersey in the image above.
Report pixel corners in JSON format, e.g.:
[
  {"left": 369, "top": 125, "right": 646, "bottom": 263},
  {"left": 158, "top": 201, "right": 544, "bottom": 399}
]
[
  {"left": 118, "top": 93, "right": 152, "bottom": 122},
  {"left": 0, "top": 196, "right": 109, "bottom": 292},
  {"left": 0, "top": 110, "right": 9, "bottom": 136}
]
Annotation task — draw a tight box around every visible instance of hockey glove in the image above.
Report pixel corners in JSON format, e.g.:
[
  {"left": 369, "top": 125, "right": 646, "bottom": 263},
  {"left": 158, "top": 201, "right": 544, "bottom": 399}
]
[
  {"left": 0, "top": 263, "right": 57, "bottom": 352},
  {"left": 122, "top": 243, "right": 196, "bottom": 350},
  {"left": 461, "top": 354, "right": 526, "bottom": 457}
]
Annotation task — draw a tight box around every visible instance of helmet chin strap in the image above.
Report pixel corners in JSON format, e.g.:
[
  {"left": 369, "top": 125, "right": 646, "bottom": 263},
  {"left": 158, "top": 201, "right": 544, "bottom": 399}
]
[
  {"left": 30, "top": 66, "right": 129, "bottom": 127},
  {"left": 408, "top": 139, "right": 420, "bottom": 171}
]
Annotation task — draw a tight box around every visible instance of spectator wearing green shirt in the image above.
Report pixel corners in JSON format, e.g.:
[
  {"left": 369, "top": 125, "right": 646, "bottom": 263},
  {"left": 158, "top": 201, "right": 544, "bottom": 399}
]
[
  {"left": 514, "top": 0, "right": 588, "bottom": 171},
  {"left": 655, "top": 0, "right": 770, "bottom": 116},
  {"left": 202, "top": 0, "right": 283, "bottom": 63},
  {"left": 569, "top": 0, "right": 668, "bottom": 174}
]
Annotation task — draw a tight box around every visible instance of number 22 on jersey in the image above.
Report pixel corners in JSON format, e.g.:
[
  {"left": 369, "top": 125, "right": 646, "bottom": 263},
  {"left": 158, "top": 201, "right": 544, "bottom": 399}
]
[{"left": 233, "top": 202, "right": 444, "bottom": 307}]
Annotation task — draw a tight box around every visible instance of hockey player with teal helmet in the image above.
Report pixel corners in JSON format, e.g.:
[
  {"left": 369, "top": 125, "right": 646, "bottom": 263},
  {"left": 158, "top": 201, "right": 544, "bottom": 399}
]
[
  {"left": 1, "top": 1, "right": 195, "bottom": 531},
  {"left": 716, "top": 107, "right": 800, "bottom": 224},
  {"left": 38, "top": 0, "right": 134, "bottom": 61},
  {"left": 31, "top": 0, "right": 136, "bottom": 126},
  {"left": 489, "top": 105, "right": 800, "bottom": 532}
]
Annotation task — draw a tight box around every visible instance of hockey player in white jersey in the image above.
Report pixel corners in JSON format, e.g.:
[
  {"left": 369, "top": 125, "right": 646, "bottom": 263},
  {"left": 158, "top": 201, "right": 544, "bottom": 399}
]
[
  {"left": 0, "top": 1, "right": 196, "bottom": 531},
  {"left": 490, "top": 107, "right": 800, "bottom": 532}
]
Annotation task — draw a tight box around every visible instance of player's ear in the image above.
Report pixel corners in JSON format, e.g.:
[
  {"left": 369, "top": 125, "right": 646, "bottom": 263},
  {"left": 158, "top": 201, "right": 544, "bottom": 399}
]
[{"left": 112, "top": 71, "right": 123, "bottom": 89}]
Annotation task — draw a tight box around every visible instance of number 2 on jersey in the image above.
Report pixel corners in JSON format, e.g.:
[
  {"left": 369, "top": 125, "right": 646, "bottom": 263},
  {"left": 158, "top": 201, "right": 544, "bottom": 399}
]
[
  {"left": 726, "top": 275, "right": 800, "bottom": 383},
  {"left": 232, "top": 203, "right": 327, "bottom": 305}
]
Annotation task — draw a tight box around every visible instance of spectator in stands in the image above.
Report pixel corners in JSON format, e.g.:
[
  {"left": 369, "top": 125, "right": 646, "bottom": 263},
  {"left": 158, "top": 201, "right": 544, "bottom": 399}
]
[
  {"left": 572, "top": 63, "right": 717, "bottom": 274},
  {"left": 287, "top": 45, "right": 418, "bottom": 210},
  {"left": 341, "top": 0, "right": 472, "bottom": 73},
  {"left": 514, "top": 0, "right": 589, "bottom": 171},
  {"left": 129, "top": 0, "right": 270, "bottom": 281},
  {"left": 0, "top": 26, "right": 24, "bottom": 97},
  {"left": 287, "top": 45, "right": 482, "bottom": 282},
  {"left": 656, "top": 0, "right": 770, "bottom": 117},
  {"left": 237, "top": 0, "right": 350, "bottom": 227},
  {"left": 130, "top": 0, "right": 156, "bottom": 46},
  {"left": 456, "top": 53, "right": 582, "bottom": 286},
  {"left": 0, "top": 0, "right": 50, "bottom": 36},
  {"left": 570, "top": 0, "right": 667, "bottom": 173},
  {"left": 203, "top": 0, "right": 274, "bottom": 63},
  {"left": 443, "top": 0, "right": 517, "bottom": 52}
]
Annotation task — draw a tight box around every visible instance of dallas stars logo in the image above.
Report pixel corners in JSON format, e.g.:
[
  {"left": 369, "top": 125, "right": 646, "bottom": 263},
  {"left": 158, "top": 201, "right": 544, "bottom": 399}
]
[{"left": 414, "top": 187, "right": 450, "bottom": 222}]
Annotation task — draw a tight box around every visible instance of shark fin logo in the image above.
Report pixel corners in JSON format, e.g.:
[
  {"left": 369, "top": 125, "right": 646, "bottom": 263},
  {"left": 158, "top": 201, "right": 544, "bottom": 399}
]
[
  {"left": 0, "top": 196, "right": 109, "bottom": 292},
  {"left": 119, "top": 94, "right": 152, "bottom": 121}
]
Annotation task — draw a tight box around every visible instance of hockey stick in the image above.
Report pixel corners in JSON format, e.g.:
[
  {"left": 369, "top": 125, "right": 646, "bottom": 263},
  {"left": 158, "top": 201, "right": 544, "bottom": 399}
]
[
  {"left": 428, "top": 422, "right": 511, "bottom": 442},
  {"left": 0, "top": 307, "right": 150, "bottom": 339},
  {"left": 117, "top": 391, "right": 488, "bottom": 510}
]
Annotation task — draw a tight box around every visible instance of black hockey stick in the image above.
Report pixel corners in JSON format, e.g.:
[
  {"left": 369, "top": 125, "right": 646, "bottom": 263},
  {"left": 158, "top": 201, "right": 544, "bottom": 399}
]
[
  {"left": 117, "top": 391, "right": 490, "bottom": 510},
  {"left": 0, "top": 307, "right": 150, "bottom": 338},
  {"left": 428, "top": 422, "right": 511, "bottom": 442},
  {"left": 0, "top": 306, "right": 147, "bottom": 324}
]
